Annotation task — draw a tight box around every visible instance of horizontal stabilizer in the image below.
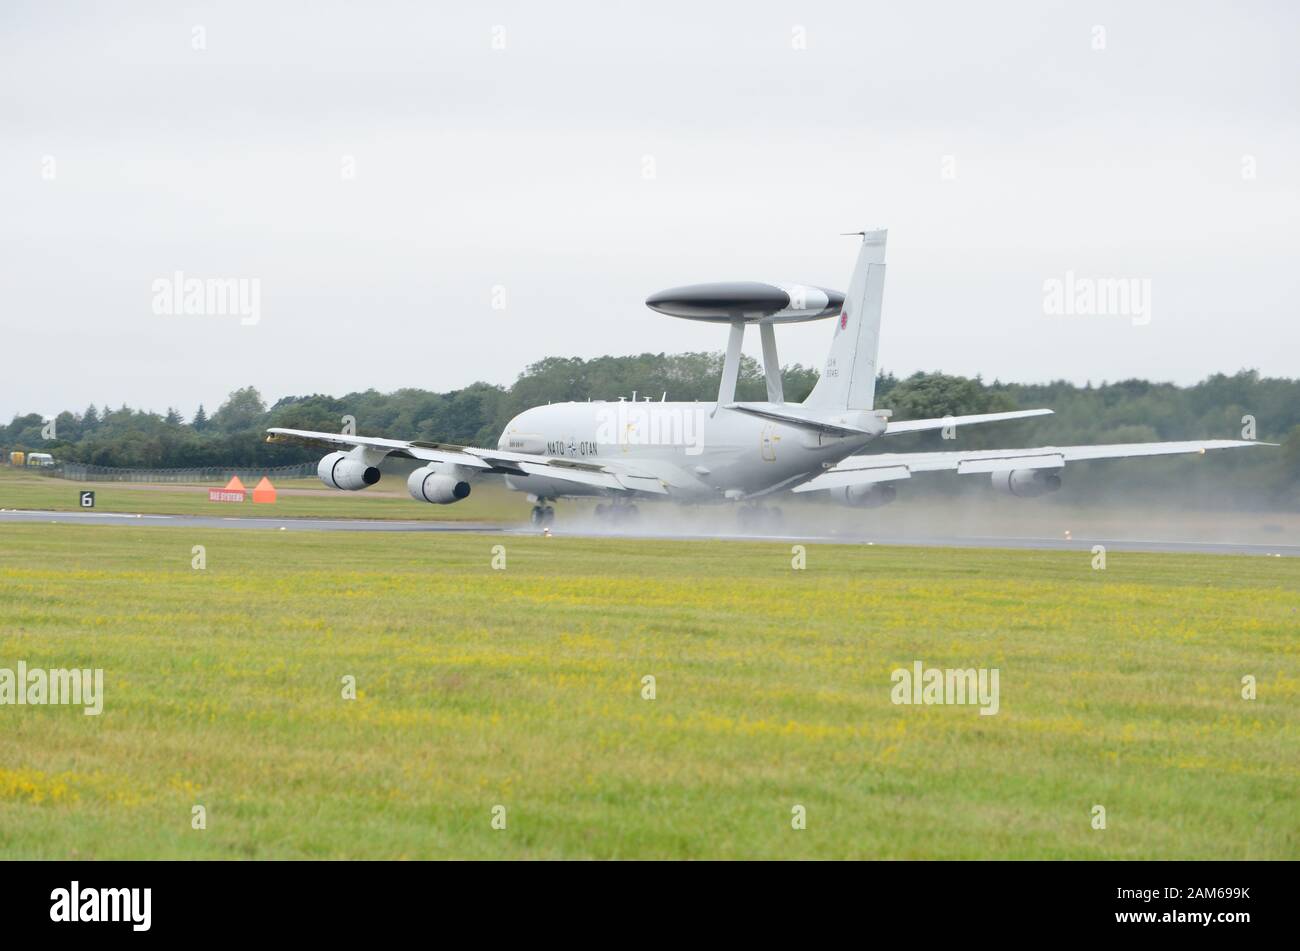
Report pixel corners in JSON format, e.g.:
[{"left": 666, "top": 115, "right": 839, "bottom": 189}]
[
  {"left": 885, "top": 409, "right": 1053, "bottom": 435},
  {"left": 724, "top": 403, "right": 877, "bottom": 437}
]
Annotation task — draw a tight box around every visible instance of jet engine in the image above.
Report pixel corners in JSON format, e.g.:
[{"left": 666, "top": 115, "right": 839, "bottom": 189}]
[
  {"left": 318, "top": 451, "right": 381, "bottom": 490},
  {"left": 991, "top": 468, "right": 1062, "bottom": 498},
  {"left": 407, "top": 466, "right": 472, "bottom": 504},
  {"left": 835, "top": 482, "right": 898, "bottom": 508}
]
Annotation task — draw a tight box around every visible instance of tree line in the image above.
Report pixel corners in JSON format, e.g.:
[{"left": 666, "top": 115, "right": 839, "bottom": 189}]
[{"left": 4, "top": 354, "right": 1297, "bottom": 506}]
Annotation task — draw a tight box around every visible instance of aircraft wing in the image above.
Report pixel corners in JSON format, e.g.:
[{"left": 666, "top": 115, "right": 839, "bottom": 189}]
[
  {"left": 265, "top": 427, "right": 667, "bottom": 494},
  {"left": 792, "top": 439, "right": 1272, "bottom": 492}
]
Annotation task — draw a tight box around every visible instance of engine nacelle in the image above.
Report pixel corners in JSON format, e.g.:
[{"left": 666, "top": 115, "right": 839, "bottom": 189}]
[
  {"left": 991, "top": 468, "right": 1062, "bottom": 498},
  {"left": 318, "top": 451, "right": 381, "bottom": 491},
  {"left": 835, "top": 482, "right": 898, "bottom": 508},
  {"left": 407, "top": 467, "right": 472, "bottom": 504}
]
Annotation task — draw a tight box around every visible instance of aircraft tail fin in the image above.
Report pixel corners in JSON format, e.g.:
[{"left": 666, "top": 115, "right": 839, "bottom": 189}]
[{"left": 802, "top": 229, "right": 887, "bottom": 411}]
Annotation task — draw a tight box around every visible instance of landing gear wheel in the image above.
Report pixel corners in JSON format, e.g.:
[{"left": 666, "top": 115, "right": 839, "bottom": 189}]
[
  {"left": 738, "top": 506, "right": 781, "bottom": 532},
  {"left": 530, "top": 504, "right": 555, "bottom": 528},
  {"left": 595, "top": 502, "right": 637, "bottom": 526}
]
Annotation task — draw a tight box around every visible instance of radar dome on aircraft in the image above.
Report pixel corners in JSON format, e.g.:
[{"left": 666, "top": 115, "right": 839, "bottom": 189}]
[{"left": 645, "top": 281, "right": 844, "bottom": 323}]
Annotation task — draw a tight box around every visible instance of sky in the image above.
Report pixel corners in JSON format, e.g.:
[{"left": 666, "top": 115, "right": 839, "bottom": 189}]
[{"left": 2, "top": 1, "right": 1297, "bottom": 421}]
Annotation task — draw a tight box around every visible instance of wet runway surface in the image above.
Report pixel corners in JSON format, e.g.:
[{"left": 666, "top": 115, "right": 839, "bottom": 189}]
[{"left": 3, "top": 508, "right": 1296, "bottom": 557}]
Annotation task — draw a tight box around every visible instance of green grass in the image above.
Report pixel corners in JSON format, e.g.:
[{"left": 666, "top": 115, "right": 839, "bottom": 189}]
[
  {"left": 0, "top": 523, "right": 1296, "bottom": 859},
  {"left": 0, "top": 467, "right": 522, "bottom": 522}
]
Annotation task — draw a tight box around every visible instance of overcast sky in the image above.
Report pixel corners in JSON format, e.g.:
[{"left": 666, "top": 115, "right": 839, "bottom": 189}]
[{"left": 2, "top": 1, "right": 1297, "bottom": 421}]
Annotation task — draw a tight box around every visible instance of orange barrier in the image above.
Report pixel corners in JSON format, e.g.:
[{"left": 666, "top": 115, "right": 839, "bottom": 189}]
[{"left": 252, "top": 476, "right": 276, "bottom": 504}]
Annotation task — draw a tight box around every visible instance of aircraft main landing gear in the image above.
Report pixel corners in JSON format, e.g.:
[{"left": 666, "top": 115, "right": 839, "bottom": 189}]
[
  {"left": 594, "top": 502, "right": 640, "bottom": 526},
  {"left": 530, "top": 504, "right": 555, "bottom": 528},
  {"left": 737, "top": 505, "right": 783, "bottom": 532}
]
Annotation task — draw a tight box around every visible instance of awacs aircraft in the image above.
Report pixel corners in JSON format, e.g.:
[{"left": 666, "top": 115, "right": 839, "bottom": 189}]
[{"left": 267, "top": 230, "right": 1268, "bottom": 528}]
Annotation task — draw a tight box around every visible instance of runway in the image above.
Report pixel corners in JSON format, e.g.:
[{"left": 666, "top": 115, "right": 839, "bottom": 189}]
[{"left": 2, "top": 508, "right": 1296, "bottom": 557}]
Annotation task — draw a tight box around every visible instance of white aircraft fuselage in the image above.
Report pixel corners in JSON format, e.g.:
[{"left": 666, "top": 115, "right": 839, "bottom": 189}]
[{"left": 497, "top": 401, "right": 880, "bottom": 503}]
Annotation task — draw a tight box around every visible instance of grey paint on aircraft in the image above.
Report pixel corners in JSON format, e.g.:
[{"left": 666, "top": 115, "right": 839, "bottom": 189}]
[{"left": 646, "top": 282, "right": 843, "bottom": 323}]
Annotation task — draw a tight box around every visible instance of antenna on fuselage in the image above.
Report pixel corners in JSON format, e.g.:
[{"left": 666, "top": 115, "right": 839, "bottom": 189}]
[{"left": 643, "top": 277, "right": 846, "bottom": 412}]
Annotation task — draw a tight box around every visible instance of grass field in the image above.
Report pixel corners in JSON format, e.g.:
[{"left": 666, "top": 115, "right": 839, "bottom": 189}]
[{"left": 0, "top": 522, "right": 1296, "bottom": 859}]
